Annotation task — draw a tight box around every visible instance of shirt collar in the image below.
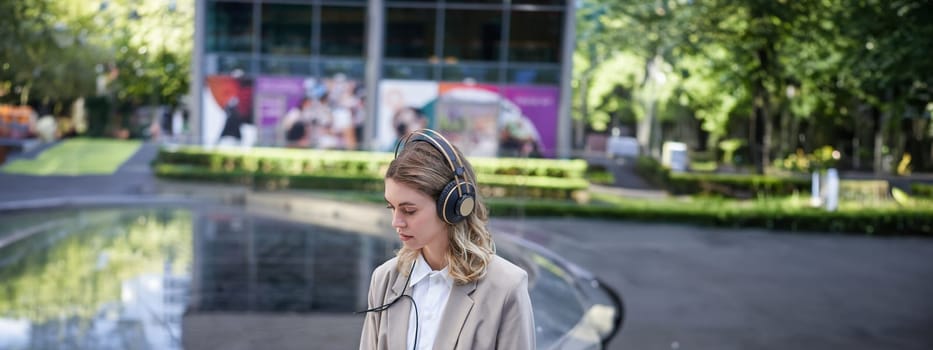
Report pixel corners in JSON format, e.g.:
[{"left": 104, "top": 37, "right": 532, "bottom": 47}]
[{"left": 409, "top": 253, "right": 451, "bottom": 287}]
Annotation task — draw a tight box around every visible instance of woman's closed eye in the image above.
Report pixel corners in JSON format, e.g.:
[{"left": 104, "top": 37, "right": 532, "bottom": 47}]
[{"left": 385, "top": 205, "right": 416, "bottom": 215}]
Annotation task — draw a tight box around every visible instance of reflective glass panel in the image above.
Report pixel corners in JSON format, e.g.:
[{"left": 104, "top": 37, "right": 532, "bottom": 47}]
[
  {"left": 506, "top": 65, "right": 560, "bottom": 84},
  {"left": 512, "top": 0, "right": 565, "bottom": 5},
  {"left": 443, "top": 9, "right": 502, "bottom": 62},
  {"left": 383, "top": 62, "right": 435, "bottom": 80},
  {"left": 261, "top": 3, "right": 312, "bottom": 55},
  {"left": 261, "top": 56, "right": 314, "bottom": 76},
  {"left": 441, "top": 64, "right": 499, "bottom": 83},
  {"left": 385, "top": 8, "right": 436, "bottom": 59},
  {"left": 206, "top": 1, "right": 254, "bottom": 52},
  {"left": 508, "top": 10, "right": 562, "bottom": 62},
  {"left": 321, "top": 59, "right": 365, "bottom": 79},
  {"left": 320, "top": 6, "right": 366, "bottom": 56}
]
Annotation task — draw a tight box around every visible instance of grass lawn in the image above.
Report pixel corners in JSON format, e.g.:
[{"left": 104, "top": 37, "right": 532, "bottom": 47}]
[{"left": 1, "top": 139, "right": 141, "bottom": 175}]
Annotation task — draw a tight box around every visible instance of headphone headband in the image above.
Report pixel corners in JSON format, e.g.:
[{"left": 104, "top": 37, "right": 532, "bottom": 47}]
[
  {"left": 393, "top": 128, "right": 476, "bottom": 224},
  {"left": 395, "top": 129, "right": 470, "bottom": 185}
]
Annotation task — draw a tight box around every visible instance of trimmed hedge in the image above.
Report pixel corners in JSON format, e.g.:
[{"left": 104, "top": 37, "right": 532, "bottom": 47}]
[
  {"left": 154, "top": 146, "right": 589, "bottom": 199},
  {"left": 667, "top": 172, "right": 811, "bottom": 198},
  {"left": 486, "top": 198, "right": 933, "bottom": 236},
  {"left": 913, "top": 183, "right": 933, "bottom": 198}
]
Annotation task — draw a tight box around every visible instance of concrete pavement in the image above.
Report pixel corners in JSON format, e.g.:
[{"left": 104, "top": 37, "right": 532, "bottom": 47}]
[{"left": 492, "top": 218, "right": 933, "bottom": 350}]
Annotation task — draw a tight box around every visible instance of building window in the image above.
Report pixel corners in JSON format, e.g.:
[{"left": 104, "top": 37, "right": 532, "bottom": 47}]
[
  {"left": 385, "top": 8, "right": 436, "bottom": 59},
  {"left": 448, "top": 0, "right": 503, "bottom": 4},
  {"left": 206, "top": 1, "right": 254, "bottom": 53},
  {"left": 261, "top": 56, "right": 313, "bottom": 76},
  {"left": 443, "top": 9, "right": 502, "bottom": 62},
  {"left": 511, "top": 0, "right": 565, "bottom": 5},
  {"left": 508, "top": 10, "right": 562, "bottom": 63},
  {"left": 383, "top": 62, "right": 434, "bottom": 80},
  {"left": 320, "top": 6, "right": 366, "bottom": 57},
  {"left": 261, "top": 3, "right": 312, "bottom": 55},
  {"left": 322, "top": 59, "right": 365, "bottom": 79},
  {"left": 506, "top": 65, "right": 560, "bottom": 84},
  {"left": 441, "top": 64, "right": 499, "bottom": 83}
]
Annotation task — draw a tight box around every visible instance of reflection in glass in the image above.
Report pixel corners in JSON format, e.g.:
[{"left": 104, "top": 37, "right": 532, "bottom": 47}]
[
  {"left": 448, "top": 0, "right": 503, "bottom": 3},
  {"left": 261, "top": 3, "right": 312, "bottom": 55},
  {"left": 385, "top": 8, "right": 437, "bottom": 59},
  {"left": 192, "top": 212, "right": 394, "bottom": 313},
  {"left": 509, "top": 10, "right": 563, "bottom": 62},
  {"left": 507, "top": 65, "right": 560, "bottom": 84},
  {"left": 383, "top": 62, "right": 435, "bottom": 80},
  {"left": 511, "top": 0, "right": 566, "bottom": 5},
  {"left": 444, "top": 9, "right": 502, "bottom": 62},
  {"left": 0, "top": 209, "right": 193, "bottom": 349},
  {"left": 206, "top": 54, "right": 253, "bottom": 75},
  {"left": 441, "top": 64, "right": 499, "bottom": 83},
  {"left": 320, "top": 6, "right": 366, "bottom": 56},
  {"left": 206, "top": 1, "right": 253, "bottom": 53},
  {"left": 261, "top": 56, "right": 314, "bottom": 76},
  {"left": 322, "top": 59, "right": 365, "bottom": 79},
  {"left": 0, "top": 205, "right": 620, "bottom": 349}
]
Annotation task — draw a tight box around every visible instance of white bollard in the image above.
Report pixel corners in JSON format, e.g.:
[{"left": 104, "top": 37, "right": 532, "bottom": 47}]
[
  {"left": 825, "top": 168, "right": 839, "bottom": 212},
  {"left": 810, "top": 171, "right": 822, "bottom": 207}
]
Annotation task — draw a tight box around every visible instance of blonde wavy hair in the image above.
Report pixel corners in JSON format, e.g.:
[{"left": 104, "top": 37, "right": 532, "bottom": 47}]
[{"left": 386, "top": 140, "right": 495, "bottom": 285}]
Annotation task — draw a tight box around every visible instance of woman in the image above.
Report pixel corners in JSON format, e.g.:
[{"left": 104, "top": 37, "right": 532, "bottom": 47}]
[{"left": 359, "top": 129, "right": 535, "bottom": 350}]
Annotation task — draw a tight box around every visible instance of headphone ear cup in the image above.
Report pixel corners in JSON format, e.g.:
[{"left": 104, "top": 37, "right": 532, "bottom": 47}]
[{"left": 437, "top": 180, "right": 475, "bottom": 224}]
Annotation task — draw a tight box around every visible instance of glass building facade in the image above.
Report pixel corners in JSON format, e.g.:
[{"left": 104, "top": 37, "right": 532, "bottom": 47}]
[{"left": 193, "top": 0, "right": 573, "bottom": 157}]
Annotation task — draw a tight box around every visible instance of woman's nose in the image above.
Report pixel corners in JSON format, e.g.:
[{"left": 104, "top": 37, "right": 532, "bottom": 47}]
[{"left": 392, "top": 212, "right": 405, "bottom": 228}]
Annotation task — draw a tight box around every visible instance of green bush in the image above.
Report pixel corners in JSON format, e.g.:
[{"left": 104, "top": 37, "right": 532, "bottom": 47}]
[
  {"left": 155, "top": 155, "right": 589, "bottom": 200},
  {"left": 584, "top": 164, "right": 614, "bottom": 185},
  {"left": 913, "top": 183, "right": 933, "bottom": 198},
  {"left": 634, "top": 156, "right": 669, "bottom": 188},
  {"left": 667, "top": 173, "right": 810, "bottom": 198},
  {"left": 156, "top": 147, "right": 587, "bottom": 179},
  {"left": 486, "top": 197, "right": 933, "bottom": 236}
]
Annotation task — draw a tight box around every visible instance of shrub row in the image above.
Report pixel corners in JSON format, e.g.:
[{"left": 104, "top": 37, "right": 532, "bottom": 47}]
[
  {"left": 666, "top": 173, "right": 812, "bottom": 198},
  {"left": 913, "top": 183, "right": 933, "bottom": 198},
  {"left": 633, "top": 155, "right": 812, "bottom": 197},
  {"left": 156, "top": 146, "right": 590, "bottom": 180},
  {"left": 156, "top": 147, "right": 588, "bottom": 179},
  {"left": 486, "top": 199, "right": 933, "bottom": 236}
]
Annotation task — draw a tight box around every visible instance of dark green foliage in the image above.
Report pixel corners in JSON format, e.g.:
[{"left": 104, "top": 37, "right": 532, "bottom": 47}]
[
  {"left": 666, "top": 173, "right": 811, "bottom": 198},
  {"left": 486, "top": 198, "right": 933, "bottom": 236},
  {"left": 633, "top": 156, "right": 670, "bottom": 188},
  {"left": 83, "top": 96, "right": 111, "bottom": 137},
  {"left": 913, "top": 183, "right": 933, "bottom": 199}
]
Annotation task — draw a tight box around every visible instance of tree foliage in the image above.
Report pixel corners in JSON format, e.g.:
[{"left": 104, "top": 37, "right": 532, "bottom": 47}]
[
  {"left": 0, "top": 0, "right": 193, "bottom": 111},
  {"left": 575, "top": 0, "right": 933, "bottom": 173}
]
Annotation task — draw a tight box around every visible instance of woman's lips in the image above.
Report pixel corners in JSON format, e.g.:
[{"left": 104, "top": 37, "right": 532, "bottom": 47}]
[{"left": 399, "top": 233, "right": 413, "bottom": 241}]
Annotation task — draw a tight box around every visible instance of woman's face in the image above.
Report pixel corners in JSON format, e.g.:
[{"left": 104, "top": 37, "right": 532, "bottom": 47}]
[{"left": 385, "top": 178, "right": 447, "bottom": 254}]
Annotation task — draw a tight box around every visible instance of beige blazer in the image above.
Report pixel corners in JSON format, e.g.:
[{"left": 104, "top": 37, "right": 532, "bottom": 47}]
[{"left": 359, "top": 255, "right": 535, "bottom": 350}]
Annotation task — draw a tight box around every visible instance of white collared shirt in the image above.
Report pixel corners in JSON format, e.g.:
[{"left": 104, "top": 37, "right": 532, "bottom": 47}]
[{"left": 406, "top": 254, "right": 453, "bottom": 350}]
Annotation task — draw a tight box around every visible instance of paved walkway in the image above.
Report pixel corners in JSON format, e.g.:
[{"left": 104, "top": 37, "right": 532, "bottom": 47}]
[
  {"left": 2, "top": 142, "right": 933, "bottom": 350},
  {"left": 0, "top": 141, "right": 161, "bottom": 204}
]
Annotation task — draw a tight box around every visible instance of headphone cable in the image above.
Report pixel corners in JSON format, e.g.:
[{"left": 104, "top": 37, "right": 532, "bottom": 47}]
[{"left": 357, "top": 261, "right": 420, "bottom": 350}]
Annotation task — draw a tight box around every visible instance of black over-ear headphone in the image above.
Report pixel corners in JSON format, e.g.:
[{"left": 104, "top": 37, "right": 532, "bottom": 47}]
[{"left": 395, "top": 128, "right": 476, "bottom": 224}]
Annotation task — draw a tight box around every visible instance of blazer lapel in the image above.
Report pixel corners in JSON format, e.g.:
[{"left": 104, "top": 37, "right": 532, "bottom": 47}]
[
  {"left": 435, "top": 280, "right": 477, "bottom": 349},
  {"left": 388, "top": 268, "right": 412, "bottom": 350}
]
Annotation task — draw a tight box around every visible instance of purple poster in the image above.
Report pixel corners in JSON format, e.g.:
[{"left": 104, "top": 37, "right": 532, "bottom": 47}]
[
  {"left": 254, "top": 76, "right": 311, "bottom": 146},
  {"left": 255, "top": 75, "right": 365, "bottom": 149},
  {"left": 501, "top": 86, "right": 559, "bottom": 158}
]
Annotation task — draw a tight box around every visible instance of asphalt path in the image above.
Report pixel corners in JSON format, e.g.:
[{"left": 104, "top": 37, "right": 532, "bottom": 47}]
[{"left": 491, "top": 218, "right": 933, "bottom": 350}]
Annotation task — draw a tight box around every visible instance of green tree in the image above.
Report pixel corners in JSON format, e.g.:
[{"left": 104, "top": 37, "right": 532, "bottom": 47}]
[
  {"left": 0, "top": 0, "right": 193, "bottom": 133},
  {"left": 0, "top": 0, "right": 106, "bottom": 106},
  {"left": 575, "top": 0, "right": 933, "bottom": 173}
]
